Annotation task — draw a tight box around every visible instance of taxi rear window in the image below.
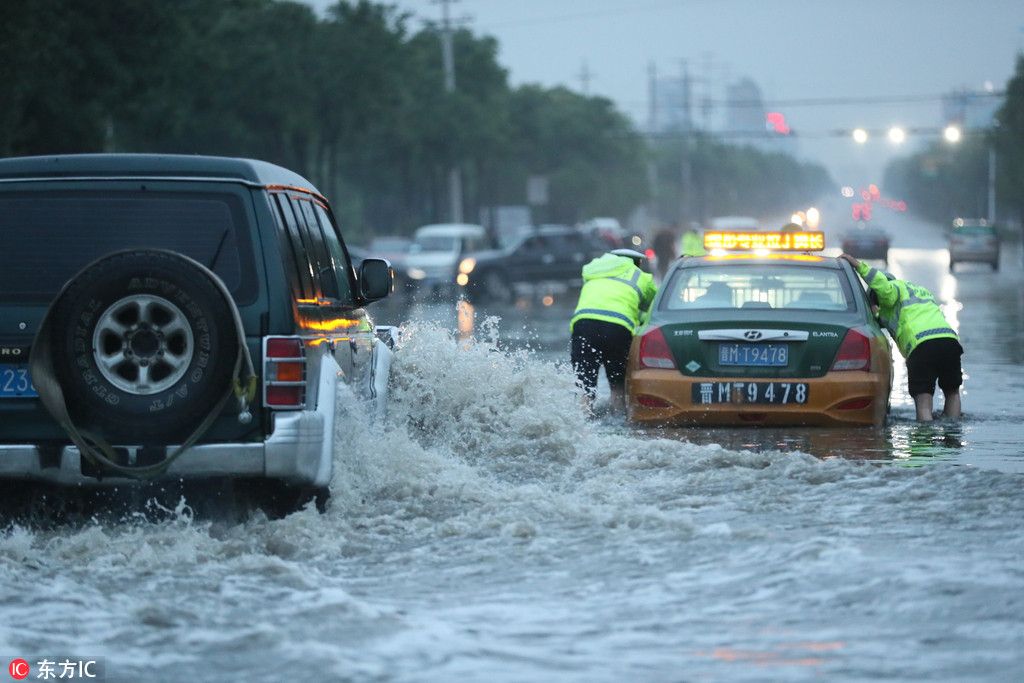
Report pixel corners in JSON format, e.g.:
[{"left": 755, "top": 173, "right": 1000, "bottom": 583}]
[{"left": 663, "top": 265, "right": 853, "bottom": 312}]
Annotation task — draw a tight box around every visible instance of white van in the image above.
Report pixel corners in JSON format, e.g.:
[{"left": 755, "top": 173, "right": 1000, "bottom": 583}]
[{"left": 405, "top": 223, "right": 489, "bottom": 296}]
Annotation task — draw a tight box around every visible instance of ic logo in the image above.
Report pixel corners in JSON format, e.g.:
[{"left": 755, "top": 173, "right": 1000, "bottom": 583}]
[
  {"left": 9, "top": 659, "right": 29, "bottom": 679},
  {"left": 743, "top": 330, "right": 762, "bottom": 340}
]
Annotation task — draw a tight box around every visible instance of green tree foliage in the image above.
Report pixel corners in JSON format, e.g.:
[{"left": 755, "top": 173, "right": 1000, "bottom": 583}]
[
  {"left": 504, "top": 86, "right": 649, "bottom": 224},
  {"left": 650, "top": 133, "right": 833, "bottom": 225},
  {"left": 994, "top": 54, "right": 1024, "bottom": 222},
  {"left": 884, "top": 136, "right": 991, "bottom": 224},
  {"left": 0, "top": 0, "right": 193, "bottom": 154},
  {"left": 1, "top": 0, "right": 832, "bottom": 239},
  {"left": 885, "top": 55, "right": 1023, "bottom": 227}
]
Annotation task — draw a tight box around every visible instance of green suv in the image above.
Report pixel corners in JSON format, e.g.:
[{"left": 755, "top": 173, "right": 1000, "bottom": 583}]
[{"left": 0, "top": 154, "right": 394, "bottom": 514}]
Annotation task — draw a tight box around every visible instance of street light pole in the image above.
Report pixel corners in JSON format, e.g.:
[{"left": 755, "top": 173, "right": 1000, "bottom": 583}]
[{"left": 987, "top": 145, "right": 996, "bottom": 224}]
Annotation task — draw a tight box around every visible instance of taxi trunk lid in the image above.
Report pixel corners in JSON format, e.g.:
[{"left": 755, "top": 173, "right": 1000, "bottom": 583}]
[{"left": 644, "top": 319, "right": 858, "bottom": 379}]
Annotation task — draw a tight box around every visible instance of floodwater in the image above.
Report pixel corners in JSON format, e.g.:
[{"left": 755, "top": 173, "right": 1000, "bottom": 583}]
[{"left": 2, "top": 213, "right": 1023, "bottom": 682}]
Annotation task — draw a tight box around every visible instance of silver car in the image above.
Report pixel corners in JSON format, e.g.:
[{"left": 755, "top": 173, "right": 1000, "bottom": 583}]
[{"left": 949, "top": 218, "right": 999, "bottom": 271}]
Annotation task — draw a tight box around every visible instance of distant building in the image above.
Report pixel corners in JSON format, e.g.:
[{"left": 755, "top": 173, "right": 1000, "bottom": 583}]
[
  {"left": 724, "top": 78, "right": 799, "bottom": 158},
  {"left": 647, "top": 70, "right": 798, "bottom": 159}
]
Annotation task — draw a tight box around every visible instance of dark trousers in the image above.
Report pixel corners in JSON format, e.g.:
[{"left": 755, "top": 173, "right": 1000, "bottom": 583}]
[
  {"left": 571, "top": 318, "right": 633, "bottom": 398},
  {"left": 907, "top": 337, "right": 963, "bottom": 397}
]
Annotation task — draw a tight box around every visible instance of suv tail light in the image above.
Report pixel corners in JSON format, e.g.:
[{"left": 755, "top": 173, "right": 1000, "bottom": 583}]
[
  {"left": 264, "top": 337, "right": 307, "bottom": 408},
  {"left": 639, "top": 327, "right": 677, "bottom": 369},
  {"left": 830, "top": 329, "right": 870, "bottom": 371}
]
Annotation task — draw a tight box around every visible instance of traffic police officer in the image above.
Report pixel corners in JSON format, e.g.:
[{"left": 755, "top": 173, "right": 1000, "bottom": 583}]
[
  {"left": 571, "top": 248, "right": 657, "bottom": 414},
  {"left": 840, "top": 253, "right": 963, "bottom": 421},
  {"left": 680, "top": 226, "right": 706, "bottom": 257}
]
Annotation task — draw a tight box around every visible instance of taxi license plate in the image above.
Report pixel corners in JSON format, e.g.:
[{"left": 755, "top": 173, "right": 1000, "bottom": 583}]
[
  {"left": 692, "top": 381, "right": 809, "bottom": 405},
  {"left": 0, "top": 364, "right": 37, "bottom": 398},
  {"left": 719, "top": 343, "right": 788, "bottom": 367}
]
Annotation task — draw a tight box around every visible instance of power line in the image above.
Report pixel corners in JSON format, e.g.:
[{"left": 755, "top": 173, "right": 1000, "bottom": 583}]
[{"left": 632, "top": 90, "right": 1005, "bottom": 112}]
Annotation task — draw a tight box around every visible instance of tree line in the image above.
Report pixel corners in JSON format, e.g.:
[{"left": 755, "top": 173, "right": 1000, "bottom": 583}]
[
  {"left": 886, "top": 54, "right": 1024, "bottom": 231},
  {"left": 1, "top": 0, "right": 835, "bottom": 241}
]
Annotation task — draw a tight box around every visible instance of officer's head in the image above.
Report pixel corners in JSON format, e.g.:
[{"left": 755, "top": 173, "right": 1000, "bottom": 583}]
[
  {"left": 610, "top": 248, "right": 645, "bottom": 267},
  {"left": 867, "top": 288, "right": 880, "bottom": 317}
]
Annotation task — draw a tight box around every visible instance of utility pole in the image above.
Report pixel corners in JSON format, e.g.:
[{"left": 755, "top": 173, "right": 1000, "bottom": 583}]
[
  {"left": 647, "top": 60, "right": 658, "bottom": 134},
  {"left": 679, "top": 60, "right": 693, "bottom": 224},
  {"left": 577, "top": 60, "right": 593, "bottom": 96},
  {"left": 987, "top": 145, "right": 996, "bottom": 224},
  {"left": 436, "top": 0, "right": 463, "bottom": 222},
  {"left": 646, "top": 61, "right": 660, "bottom": 234}
]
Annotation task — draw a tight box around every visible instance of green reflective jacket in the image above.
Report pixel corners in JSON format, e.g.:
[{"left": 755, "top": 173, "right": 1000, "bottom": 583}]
[
  {"left": 680, "top": 231, "right": 706, "bottom": 257},
  {"left": 857, "top": 262, "right": 958, "bottom": 359},
  {"left": 571, "top": 254, "right": 658, "bottom": 334}
]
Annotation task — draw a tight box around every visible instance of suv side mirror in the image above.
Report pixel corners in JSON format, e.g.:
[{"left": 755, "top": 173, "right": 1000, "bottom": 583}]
[{"left": 358, "top": 258, "right": 393, "bottom": 302}]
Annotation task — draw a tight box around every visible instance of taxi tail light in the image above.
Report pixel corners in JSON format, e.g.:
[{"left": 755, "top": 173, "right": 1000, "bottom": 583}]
[
  {"left": 264, "top": 337, "right": 307, "bottom": 408},
  {"left": 831, "top": 329, "right": 870, "bottom": 371},
  {"left": 638, "top": 327, "right": 677, "bottom": 369}
]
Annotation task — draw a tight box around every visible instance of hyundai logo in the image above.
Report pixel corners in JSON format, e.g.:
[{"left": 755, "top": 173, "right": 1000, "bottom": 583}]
[{"left": 743, "top": 330, "right": 762, "bottom": 340}]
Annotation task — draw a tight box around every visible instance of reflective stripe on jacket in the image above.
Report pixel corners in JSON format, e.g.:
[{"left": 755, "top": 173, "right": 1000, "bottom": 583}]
[
  {"left": 571, "top": 253, "right": 658, "bottom": 334},
  {"left": 857, "top": 262, "right": 958, "bottom": 358}
]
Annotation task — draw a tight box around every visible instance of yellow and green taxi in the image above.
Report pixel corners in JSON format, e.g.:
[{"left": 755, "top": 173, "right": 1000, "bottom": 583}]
[{"left": 626, "top": 229, "right": 892, "bottom": 427}]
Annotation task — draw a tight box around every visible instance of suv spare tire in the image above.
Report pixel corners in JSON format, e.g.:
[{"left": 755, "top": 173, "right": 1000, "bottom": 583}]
[{"left": 45, "top": 250, "right": 239, "bottom": 444}]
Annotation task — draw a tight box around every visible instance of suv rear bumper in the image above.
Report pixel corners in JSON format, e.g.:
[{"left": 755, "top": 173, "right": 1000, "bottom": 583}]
[{"left": 0, "top": 411, "right": 329, "bottom": 487}]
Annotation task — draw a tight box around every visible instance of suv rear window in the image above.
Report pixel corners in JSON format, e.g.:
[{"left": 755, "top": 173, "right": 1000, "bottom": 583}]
[{"left": 0, "top": 190, "right": 257, "bottom": 305}]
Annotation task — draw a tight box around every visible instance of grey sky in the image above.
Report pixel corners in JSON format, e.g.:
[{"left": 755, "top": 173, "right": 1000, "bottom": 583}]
[{"left": 306, "top": 0, "right": 1022, "bottom": 187}]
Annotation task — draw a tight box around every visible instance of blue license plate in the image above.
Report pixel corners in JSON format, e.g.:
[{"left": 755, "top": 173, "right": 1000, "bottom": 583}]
[
  {"left": 0, "top": 364, "right": 37, "bottom": 398},
  {"left": 719, "top": 343, "right": 788, "bottom": 367}
]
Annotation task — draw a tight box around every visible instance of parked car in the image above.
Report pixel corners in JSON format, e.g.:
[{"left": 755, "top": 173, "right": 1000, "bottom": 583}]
[
  {"left": 840, "top": 224, "right": 890, "bottom": 265},
  {"left": 348, "top": 244, "right": 413, "bottom": 298},
  {"left": 948, "top": 218, "right": 999, "bottom": 271},
  {"left": 365, "top": 235, "right": 411, "bottom": 267},
  {"left": 404, "top": 223, "right": 489, "bottom": 297},
  {"left": 0, "top": 153, "right": 394, "bottom": 516},
  {"left": 626, "top": 228, "right": 892, "bottom": 427},
  {"left": 456, "top": 225, "right": 608, "bottom": 303}
]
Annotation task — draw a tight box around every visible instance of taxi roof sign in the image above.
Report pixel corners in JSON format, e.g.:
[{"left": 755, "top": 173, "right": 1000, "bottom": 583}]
[{"left": 703, "top": 230, "right": 825, "bottom": 252}]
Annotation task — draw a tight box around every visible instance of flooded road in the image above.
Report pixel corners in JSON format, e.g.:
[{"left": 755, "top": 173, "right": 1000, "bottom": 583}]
[
  {"left": 2, "top": 211, "right": 1023, "bottom": 682},
  {"left": 390, "top": 209, "right": 1024, "bottom": 474}
]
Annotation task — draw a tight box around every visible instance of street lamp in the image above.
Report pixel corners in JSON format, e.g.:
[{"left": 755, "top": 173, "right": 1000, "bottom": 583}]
[
  {"left": 944, "top": 125, "right": 961, "bottom": 143},
  {"left": 852, "top": 128, "right": 868, "bottom": 144},
  {"left": 987, "top": 145, "right": 996, "bottom": 224},
  {"left": 888, "top": 127, "right": 906, "bottom": 144}
]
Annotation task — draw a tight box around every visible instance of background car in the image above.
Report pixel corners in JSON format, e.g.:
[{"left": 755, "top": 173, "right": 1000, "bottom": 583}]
[
  {"left": 404, "top": 223, "right": 490, "bottom": 297},
  {"left": 349, "top": 244, "right": 413, "bottom": 297},
  {"left": 456, "top": 225, "right": 608, "bottom": 303},
  {"left": 626, "top": 229, "right": 892, "bottom": 427},
  {"left": 364, "top": 235, "right": 411, "bottom": 268},
  {"left": 948, "top": 218, "right": 999, "bottom": 271},
  {"left": 840, "top": 224, "right": 890, "bottom": 265}
]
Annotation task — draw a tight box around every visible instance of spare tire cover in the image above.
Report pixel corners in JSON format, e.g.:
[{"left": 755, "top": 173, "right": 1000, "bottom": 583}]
[{"left": 47, "top": 250, "right": 239, "bottom": 444}]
